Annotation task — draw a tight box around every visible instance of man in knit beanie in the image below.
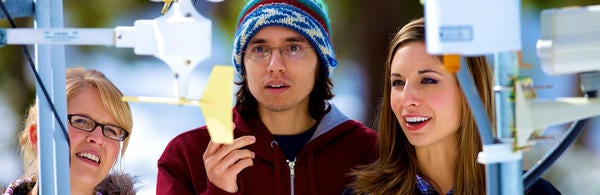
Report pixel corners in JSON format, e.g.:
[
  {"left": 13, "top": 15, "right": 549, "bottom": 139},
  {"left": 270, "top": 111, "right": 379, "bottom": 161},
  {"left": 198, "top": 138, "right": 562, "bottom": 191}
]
[{"left": 157, "top": 1, "right": 377, "bottom": 194}]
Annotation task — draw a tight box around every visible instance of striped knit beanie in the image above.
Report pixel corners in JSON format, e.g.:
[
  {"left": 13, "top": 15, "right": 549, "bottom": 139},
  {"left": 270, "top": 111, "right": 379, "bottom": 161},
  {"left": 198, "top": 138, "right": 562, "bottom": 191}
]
[{"left": 232, "top": 0, "right": 337, "bottom": 77}]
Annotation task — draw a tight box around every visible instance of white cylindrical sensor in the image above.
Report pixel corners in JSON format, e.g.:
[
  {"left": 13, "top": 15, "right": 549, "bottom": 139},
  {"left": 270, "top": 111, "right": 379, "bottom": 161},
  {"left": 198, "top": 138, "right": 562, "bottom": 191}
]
[{"left": 537, "top": 5, "right": 600, "bottom": 75}]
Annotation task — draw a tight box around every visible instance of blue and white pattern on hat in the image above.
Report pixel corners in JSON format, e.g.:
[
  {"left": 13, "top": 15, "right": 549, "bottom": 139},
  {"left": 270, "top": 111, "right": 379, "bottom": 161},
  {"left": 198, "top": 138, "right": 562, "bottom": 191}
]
[{"left": 232, "top": 3, "right": 337, "bottom": 77}]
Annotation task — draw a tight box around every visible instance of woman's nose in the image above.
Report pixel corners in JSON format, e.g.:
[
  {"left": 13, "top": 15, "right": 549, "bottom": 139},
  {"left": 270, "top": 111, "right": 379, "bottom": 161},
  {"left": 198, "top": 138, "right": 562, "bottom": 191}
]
[
  {"left": 86, "top": 126, "right": 105, "bottom": 145},
  {"left": 401, "top": 83, "right": 420, "bottom": 108}
]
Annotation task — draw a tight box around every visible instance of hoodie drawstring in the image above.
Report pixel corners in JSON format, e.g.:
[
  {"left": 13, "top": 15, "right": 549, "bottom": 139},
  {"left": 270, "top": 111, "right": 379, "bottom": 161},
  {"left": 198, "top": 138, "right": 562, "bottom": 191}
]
[{"left": 271, "top": 140, "right": 283, "bottom": 195}]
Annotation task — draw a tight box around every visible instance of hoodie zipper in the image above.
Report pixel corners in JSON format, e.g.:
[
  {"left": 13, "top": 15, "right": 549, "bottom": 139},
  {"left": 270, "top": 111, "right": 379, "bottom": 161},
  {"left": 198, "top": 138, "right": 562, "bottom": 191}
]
[{"left": 286, "top": 158, "right": 296, "bottom": 195}]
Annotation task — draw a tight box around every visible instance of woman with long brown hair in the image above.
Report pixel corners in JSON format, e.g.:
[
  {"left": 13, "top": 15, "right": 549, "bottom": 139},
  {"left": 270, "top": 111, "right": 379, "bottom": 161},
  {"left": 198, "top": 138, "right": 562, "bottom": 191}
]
[{"left": 346, "top": 17, "right": 560, "bottom": 195}]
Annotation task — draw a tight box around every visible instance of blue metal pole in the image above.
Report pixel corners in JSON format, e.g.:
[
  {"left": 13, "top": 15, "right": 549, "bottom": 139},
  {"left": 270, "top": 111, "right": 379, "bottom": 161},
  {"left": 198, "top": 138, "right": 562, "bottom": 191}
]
[
  {"left": 456, "top": 57, "right": 499, "bottom": 195},
  {"left": 0, "top": 0, "right": 33, "bottom": 19},
  {"left": 34, "top": 0, "right": 70, "bottom": 194},
  {"left": 493, "top": 52, "right": 518, "bottom": 138},
  {"left": 494, "top": 52, "right": 523, "bottom": 195},
  {"left": 456, "top": 57, "right": 495, "bottom": 144}
]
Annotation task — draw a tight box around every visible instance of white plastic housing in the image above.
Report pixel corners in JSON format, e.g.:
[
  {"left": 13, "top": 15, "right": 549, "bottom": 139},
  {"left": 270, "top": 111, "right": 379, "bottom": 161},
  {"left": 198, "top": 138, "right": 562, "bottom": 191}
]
[
  {"left": 424, "top": 0, "right": 521, "bottom": 55},
  {"left": 537, "top": 5, "right": 600, "bottom": 75}
]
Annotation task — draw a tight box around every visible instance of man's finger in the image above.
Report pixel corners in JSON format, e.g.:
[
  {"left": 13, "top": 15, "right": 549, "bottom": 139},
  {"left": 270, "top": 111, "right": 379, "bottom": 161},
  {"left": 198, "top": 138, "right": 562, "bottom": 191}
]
[
  {"left": 204, "top": 140, "right": 223, "bottom": 159},
  {"left": 211, "top": 136, "right": 255, "bottom": 161},
  {"left": 228, "top": 158, "right": 254, "bottom": 177}
]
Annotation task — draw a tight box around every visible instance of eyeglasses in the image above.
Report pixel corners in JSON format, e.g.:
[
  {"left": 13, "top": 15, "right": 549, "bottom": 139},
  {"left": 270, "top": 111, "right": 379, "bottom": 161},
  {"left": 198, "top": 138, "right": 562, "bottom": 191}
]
[
  {"left": 67, "top": 114, "right": 129, "bottom": 141},
  {"left": 243, "top": 43, "right": 313, "bottom": 61}
]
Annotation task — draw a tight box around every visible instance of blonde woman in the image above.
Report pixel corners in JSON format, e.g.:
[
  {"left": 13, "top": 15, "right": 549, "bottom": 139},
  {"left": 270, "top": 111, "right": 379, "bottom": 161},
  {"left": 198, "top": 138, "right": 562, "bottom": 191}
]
[{"left": 3, "top": 67, "right": 137, "bottom": 195}]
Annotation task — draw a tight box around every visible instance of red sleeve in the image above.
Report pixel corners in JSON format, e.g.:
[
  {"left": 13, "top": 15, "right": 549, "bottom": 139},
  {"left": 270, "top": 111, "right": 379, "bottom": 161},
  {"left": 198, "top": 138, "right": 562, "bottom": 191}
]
[
  {"left": 157, "top": 134, "right": 197, "bottom": 195},
  {"left": 204, "top": 181, "right": 244, "bottom": 195},
  {"left": 156, "top": 129, "right": 245, "bottom": 195}
]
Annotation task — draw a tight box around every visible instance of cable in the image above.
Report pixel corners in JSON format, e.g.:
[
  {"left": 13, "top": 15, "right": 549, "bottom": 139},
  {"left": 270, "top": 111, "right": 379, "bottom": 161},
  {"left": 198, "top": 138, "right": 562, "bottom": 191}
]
[
  {"left": 0, "top": 1, "right": 70, "bottom": 145},
  {"left": 523, "top": 91, "right": 596, "bottom": 189}
]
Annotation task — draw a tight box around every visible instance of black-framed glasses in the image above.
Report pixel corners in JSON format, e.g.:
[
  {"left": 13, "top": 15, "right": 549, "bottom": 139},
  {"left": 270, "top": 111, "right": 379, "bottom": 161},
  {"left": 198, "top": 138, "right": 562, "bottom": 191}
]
[
  {"left": 67, "top": 114, "right": 129, "bottom": 141},
  {"left": 243, "top": 43, "right": 313, "bottom": 61}
]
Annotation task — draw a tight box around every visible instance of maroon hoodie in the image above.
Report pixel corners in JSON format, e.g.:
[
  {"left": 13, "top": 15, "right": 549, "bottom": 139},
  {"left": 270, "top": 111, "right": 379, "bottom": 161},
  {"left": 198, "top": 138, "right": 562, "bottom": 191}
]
[{"left": 157, "top": 105, "right": 377, "bottom": 195}]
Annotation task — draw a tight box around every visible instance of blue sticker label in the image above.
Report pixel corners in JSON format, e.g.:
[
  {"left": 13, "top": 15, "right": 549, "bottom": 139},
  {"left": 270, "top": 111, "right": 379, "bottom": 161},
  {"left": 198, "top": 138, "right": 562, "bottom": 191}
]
[
  {"left": 44, "top": 30, "right": 79, "bottom": 43},
  {"left": 439, "top": 26, "right": 473, "bottom": 42}
]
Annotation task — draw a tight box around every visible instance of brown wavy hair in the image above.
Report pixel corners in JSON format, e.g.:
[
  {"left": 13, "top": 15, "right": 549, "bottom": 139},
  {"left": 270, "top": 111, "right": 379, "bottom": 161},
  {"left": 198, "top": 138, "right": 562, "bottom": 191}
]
[{"left": 349, "top": 17, "right": 494, "bottom": 195}]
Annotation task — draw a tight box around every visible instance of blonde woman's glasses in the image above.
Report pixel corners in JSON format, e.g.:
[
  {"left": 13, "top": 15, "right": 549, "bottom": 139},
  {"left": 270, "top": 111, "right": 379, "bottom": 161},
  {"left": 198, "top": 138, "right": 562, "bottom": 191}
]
[{"left": 68, "top": 114, "right": 129, "bottom": 141}]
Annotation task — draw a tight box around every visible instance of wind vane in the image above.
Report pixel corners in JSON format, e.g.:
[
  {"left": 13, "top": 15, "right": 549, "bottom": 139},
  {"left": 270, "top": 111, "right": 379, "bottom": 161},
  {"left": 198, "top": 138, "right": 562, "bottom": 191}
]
[{"left": 1, "top": 0, "right": 235, "bottom": 143}]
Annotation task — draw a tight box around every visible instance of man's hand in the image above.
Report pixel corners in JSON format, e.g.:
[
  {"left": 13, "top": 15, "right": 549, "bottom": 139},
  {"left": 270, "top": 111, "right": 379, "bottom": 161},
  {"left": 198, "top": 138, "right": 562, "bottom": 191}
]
[{"left": 203, "top": 135, "right": 256, "bottom": 193}]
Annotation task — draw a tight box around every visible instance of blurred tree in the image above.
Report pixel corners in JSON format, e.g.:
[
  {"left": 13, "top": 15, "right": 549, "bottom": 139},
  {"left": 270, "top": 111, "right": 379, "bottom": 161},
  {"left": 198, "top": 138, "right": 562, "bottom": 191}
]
[
  {"left": 199, "top": 0, "right": 425, "bottom": 125},
  {"left": 341, "top": 0, "right": 423, "bottom": 125},
  {"left": 527, "top": 0, "right": 600, "bottom": 8},
  {"left": 0, "top": 18, "right": 34, "bottom": 128}
]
